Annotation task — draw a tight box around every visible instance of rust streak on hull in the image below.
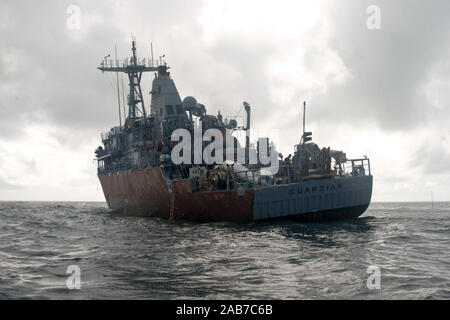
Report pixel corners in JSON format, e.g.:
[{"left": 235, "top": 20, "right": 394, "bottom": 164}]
[
  {"left": 171, "top": 180, "right": 253, "bottom": 221},
  {"left": 99, "top": 168, "right": 171, "bottom": 218},
  {"left": 99, "top": 168, "right": 254, "bottom": 221}
]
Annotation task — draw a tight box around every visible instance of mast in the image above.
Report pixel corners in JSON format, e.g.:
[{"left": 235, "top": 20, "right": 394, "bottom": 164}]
[
  {"left": 98, "top": 40, "right": 158, "bottom": 128},
  {"left": 301, "top": 101, "right": 312, "bottom": 144},
  {"left": 244, "top": 102, "right": 251, "bottom": 140},
  {"left": 244, "top": 102, "right": 251, "bottom": 163},
  {"left": 115, "top": 44, "right": 122, "bottom": 127}
]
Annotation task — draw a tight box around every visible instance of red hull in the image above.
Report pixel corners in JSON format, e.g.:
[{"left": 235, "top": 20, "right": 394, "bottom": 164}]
[{"left": 98, "top": 168, "right": 254, "bottom": 221}]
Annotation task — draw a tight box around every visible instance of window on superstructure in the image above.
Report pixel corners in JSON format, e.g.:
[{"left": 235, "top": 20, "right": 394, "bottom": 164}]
[
  {"left": 166, "top": 105, "right": 175, "bottom": 115},
  {"left": 175, "top": 104, "right": 184, "bottom": 114}
]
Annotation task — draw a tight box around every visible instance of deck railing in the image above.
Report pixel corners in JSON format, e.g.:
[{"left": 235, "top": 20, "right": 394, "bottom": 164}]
[
  {"left": 99, "top": 58, "right": 166, "bottom": 69},
  {"left": 98, "top": 156, "right": 371, "bottom": 190},
  {"left": 219, "top": 158, "right": 371, "bottom": 191},
  {"left": 339, "top": 158, "right": 371, "bottom": 177}
]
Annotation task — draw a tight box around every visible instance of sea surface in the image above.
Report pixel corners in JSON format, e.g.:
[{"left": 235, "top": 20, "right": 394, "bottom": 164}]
[{"left": 0, "top": 201, "right": 449, "bottom": 300}]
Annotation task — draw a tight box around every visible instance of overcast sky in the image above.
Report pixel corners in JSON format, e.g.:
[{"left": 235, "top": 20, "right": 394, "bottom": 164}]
[{"left": 1, "top": 0, "right": 449, "bottom": 202}]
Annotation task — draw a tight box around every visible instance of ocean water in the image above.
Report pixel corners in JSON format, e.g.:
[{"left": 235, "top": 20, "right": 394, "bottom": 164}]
[{"left": 0, "top": 201, "right": 449, "bottom": 300}]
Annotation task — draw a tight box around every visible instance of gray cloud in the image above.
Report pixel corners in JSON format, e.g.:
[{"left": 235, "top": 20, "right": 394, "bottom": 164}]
[
  {"left": 0, "top": 177, "right": 20, "bottom": 190},
  {"left": 308, "top": 0, "right": 450, "bottom": 131},
  {"left": 2, "top": 0, "right": 449, "bottom": 139},
  {"left": 412, "top": 139, "right": 450, "bottom": 175},
  {"left": 0, "top": 1, "right": 128, "bottom": 138},
  {"left": 1, "top": 0, "right": 450, "bottom": 201},
  {"left": 0, "top": 0, "right": 210, "bottom": 140}
]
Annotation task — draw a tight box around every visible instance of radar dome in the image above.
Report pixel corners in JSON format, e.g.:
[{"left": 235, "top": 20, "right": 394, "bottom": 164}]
[{"left": 183, "top": 96, "right": 197, "bottom": 111}]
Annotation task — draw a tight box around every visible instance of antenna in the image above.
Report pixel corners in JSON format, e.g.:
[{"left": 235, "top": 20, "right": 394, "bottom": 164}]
[
  {"left": 303, "top": 101, "right": 306, "bottom": 135},
  {"left": 121, "top": 73, "right": 126, "bottom": 119},
  {"left": 115, "top": 44, "right": 122, "bottom": 127},
  {"left": 151, "top": 42, "right": 154, "bottom": 66},
  {"left": 104, "top": 54, "right": 110, "bottom": 67},
  {"left": 243, "top": 102, "right": 251, "bottom": 164},
  {"left": 301, "top": 101, "right": 312, "bottom": 144},
  {"left": 132, "top": 40, "right": 137, "bottom": 65}
]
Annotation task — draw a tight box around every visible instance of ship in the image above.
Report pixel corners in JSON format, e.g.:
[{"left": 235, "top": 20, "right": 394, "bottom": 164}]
[{"left": 95, "top": 41, "right": 373, "bottom": 222}]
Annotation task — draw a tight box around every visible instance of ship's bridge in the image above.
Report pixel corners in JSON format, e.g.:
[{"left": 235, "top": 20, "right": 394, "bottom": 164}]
[{"left": 150, "top": 68, "right": 187, "bottom": 121}]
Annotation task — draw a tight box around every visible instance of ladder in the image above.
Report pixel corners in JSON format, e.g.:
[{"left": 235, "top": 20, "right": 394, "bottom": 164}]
[{"left": 169, "top": 182, "right": 175, "bottom": 220}]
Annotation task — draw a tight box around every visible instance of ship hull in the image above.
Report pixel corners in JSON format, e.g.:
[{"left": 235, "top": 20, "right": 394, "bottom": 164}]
[
  {"left": 98, "top": 168, "right": 253, "bottom": 221},
  {"left": 98, "top": 168, "right": 372, "bottom": 222}
]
